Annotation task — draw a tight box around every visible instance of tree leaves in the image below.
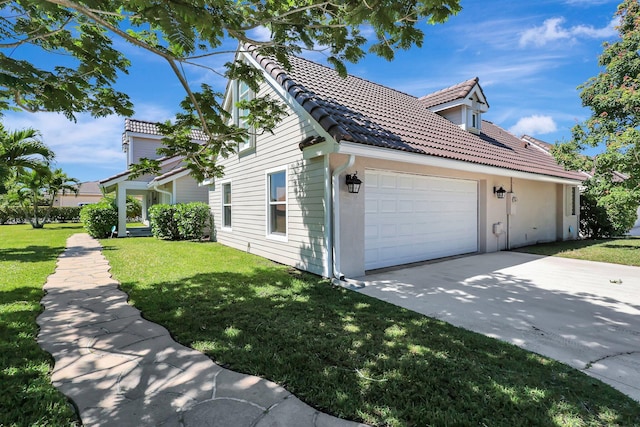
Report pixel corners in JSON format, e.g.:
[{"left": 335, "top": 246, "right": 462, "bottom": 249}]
[{"left": 1, "top": 0, "right": 462, "bottom": 178}]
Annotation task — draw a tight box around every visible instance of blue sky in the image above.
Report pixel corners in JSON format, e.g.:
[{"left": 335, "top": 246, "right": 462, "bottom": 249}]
[{"left": 3, "top": 0, "right": 622, "bottom": 182}]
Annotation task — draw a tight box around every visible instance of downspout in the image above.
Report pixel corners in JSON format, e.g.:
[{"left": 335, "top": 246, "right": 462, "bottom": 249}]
[
  {"left": 323, "top": 155, "right": 333, "bottom": 278},
  {"left": 331, "top": 154, "right": 356, "bottom": 281},
  {"left": 153, "top": 184, "right": 173, "bottom": 204}
]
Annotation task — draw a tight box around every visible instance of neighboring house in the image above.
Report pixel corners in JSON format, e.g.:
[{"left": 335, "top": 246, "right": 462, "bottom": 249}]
[
  {"left": 100, "top": 119, "right": 209, "bottom": 236},
  {"left": 521, "top": 134, "right": 640, "bottom": 236},
  {"left": 208, "top": 47, "right": 585, "bottom": 279},
  {"left": 53, "top": 180, "right": 102, "bottom": 207}
]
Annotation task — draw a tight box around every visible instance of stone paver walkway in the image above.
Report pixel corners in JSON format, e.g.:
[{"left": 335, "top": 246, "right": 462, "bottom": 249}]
[{"left": 37, "top": 233, "right": 368, "bottom": 427}]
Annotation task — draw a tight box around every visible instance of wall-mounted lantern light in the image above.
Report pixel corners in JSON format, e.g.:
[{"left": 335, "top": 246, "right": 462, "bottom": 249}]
[
  {"left": 493, "top": 186, "right": 506, "bottom": 199},
  {"left": 346, "top": 172, "right": 362, "bottom": 194}
]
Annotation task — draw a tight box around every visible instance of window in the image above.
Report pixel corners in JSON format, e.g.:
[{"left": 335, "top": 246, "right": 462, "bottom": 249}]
[
  {"left": 267, "top": 169, "right": 287, "bottom": 239},
  {"left": 472, "top": 113, "right": 477, "bottom": 128},
  {"left": 222, "top": 182, "right": 231, "bottom": 228},
  {"left": 567, "top": 186, "right": 577, "bottom": 216},
  {"left": 236, "top": 80, "right": 254, "bottom": 152}
]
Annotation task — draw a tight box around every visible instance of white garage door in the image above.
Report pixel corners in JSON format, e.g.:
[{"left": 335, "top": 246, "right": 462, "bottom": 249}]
[{"left": 365, "top": 170, "right": 478, "bottom": 270}]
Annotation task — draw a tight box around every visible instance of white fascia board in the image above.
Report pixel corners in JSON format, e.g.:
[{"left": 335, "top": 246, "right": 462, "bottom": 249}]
[
  {"left": 148, "top": 169, "right": 191, "bottom": 187},
  {"left": 337, "top": 141, "right": 583, "bottom": 185},
  {"left": 302, "top": 140, "right": 339, "bottom": 159},
  {"left": 240, "top": 51, "right": 337, "bottom": 145},
  {"left": 118, "top": 181, "right": 151, "bottom": 191},
  {"left": 126, "top": 131, "right": 165, "bottom": 141},
  {"left": 428, "top": 98, "right": 471, "bottom": 113}
]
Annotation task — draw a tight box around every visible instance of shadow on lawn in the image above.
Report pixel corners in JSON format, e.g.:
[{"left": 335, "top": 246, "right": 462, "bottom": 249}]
[
  {"left": 0, "top": 286, "right": 80, "bottom": 426},
  {"left": 118, "top": 267, "right": 640, "bottom": 426},
  {"left": 0, "top": 245, "right": 65, "bottom": 263}
]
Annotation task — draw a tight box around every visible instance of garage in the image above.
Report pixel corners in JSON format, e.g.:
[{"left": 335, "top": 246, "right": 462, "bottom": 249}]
[{"left": 364, "top": 170, "right": 478, "bottom": 270}]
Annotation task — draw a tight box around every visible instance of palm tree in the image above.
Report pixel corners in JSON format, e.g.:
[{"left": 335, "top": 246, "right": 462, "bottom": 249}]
[
  {"left": 0, "top": 124, "right": 54, "bottom": 193},
  {"left": 14, "top": 168, "right": 79, "bottom": 228}
]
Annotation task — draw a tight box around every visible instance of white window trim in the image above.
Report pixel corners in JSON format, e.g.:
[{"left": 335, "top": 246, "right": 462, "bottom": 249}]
[
  {"left": 235, "top": 79, "right": 256, "bottom": 154},
  {"left": 265, "top": 166, "right": 288, "bottom": 242},
  {"left": 220, "top": 179, "right": 232, "bottom": 231}
]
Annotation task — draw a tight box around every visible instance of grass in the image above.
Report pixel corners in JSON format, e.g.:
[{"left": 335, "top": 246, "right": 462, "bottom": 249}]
[
  {"left": 0, "top": 223, "right": 82, "bottom": 427},
  {"left": 514, "top": 237, "right": 640, "bottom": 266},
  {"left": 100, "top": 237, "right": 640, "bottom": 427}
]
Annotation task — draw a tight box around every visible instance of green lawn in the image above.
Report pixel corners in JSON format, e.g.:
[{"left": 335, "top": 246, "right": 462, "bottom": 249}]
[
  {"left": 514, "top": 237, "right": 640, "bottom": 266},
  {"left": 100, "top": 237, "right": 640, "bottom": 427},
  {"left": 0, "top": 224, "right": 81, "bottom": 427}
]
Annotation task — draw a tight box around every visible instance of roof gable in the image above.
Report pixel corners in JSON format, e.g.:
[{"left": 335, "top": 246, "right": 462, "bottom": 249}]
[
  {"left": 243, "top": 48, "right": 583, "bottom": 181},
  {"left": 418, "top": 77, "right": 489, "bottom": 113}
]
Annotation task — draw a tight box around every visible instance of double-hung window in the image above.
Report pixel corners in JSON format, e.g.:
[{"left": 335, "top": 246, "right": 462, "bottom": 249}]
[
  {"left": 236, "top": 80, "right": 254, "bottom": 152},
  {"left": 222, "top": 182, "right": 232, "bottom": 229},
  {"left": 267, "top": 168, "right": 287, "bottom": 240}
]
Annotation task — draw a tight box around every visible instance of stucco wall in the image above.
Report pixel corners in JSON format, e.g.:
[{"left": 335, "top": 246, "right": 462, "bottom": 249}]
[{"left": 333, "top": 155, "right": 579, "bottom": 277}]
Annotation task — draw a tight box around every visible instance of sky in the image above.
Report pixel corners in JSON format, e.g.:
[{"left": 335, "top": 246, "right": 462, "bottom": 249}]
[{"left": 2, "top": 0, "right": 624, "bottom": 183}]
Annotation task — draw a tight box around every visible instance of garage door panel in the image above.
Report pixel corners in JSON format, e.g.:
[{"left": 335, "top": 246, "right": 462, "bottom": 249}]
[{"left": 365, "top": 170, "right": 478, "bottom": 270}]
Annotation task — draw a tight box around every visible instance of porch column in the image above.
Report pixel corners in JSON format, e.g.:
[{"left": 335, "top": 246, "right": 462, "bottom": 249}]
[
  {"left": 141, "top": 193, "right": 148, "bottom": 225},
  {"left": 117, "top": 184, "right": 127, "bottom": 237}
]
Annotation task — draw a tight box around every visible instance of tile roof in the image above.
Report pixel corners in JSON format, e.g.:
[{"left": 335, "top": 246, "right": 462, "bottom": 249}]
[
  {"left": 418, "top": 77, "right": 482, "bottom": 109},
  {"left": 248, "top": 49, "right": 584, "bottom": 181},
  {"left": 521, "top": 135, "right": 554, "bottom": 152},
  {"left": 123, "top": 118, "right": 208, "bottom": 141}
]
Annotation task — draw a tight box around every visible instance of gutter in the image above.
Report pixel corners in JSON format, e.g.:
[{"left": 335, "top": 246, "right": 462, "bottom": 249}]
[{"left": 152, "top": 183, "right": 173, "bottom": 204}]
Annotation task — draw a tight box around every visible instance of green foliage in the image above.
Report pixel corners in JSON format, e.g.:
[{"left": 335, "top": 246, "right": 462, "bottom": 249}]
[
  {"left": 0, "top": 123, "right": 53, "bottom": 193},
  {"left": 101, "top": 194, "right": 143, "bottom": 220},
  {"left": 1, "top": 0, "right": 461, "bottom": 179},
  {"left": 580, "top": 179, "right": 639, "bottom": 238},
  {"left": 49, "top": 206, "right": 82, "bottom": 223},
  {"left": 80, "top": 201, "right": 118, "bottom": 238},
  {"left": 149, "top": 202, "right": 211, "bottom": 240},
  {"left": 175, "top": 202, "right": 212, "bottom": 240},
  {"left": 0, "top": 223, "right": 82, "bottom": 426},
  {"left": 553, "top": 0, "right": 640, "bottom": 235},
  {"left": 101, "top": 237, "right": 640, "bottom": 426},
  {"left": 148, "top": 204, "right": 179, "bottom": 240}
]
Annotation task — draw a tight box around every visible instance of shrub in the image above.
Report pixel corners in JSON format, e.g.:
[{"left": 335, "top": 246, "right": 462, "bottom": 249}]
[
  {"left": 49, "top": 206, "right": 82, "bottom": 223},
  {"left": 176, "top": 202, "right": 211, "bottom": 240},
  {"left": 149, "top": 202, "right": 211, "bottom": 240},
  {"left": 148, "top": 204, "right": 179, "bottom": 240},
  {"left": 80, "top": 202, "right": 118, "bottom": 238}
]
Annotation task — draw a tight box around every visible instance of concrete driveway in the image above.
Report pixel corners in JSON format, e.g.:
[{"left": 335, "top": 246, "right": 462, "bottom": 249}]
[{"left": 355, "top": 252, "right": 640, "bottom": 402}]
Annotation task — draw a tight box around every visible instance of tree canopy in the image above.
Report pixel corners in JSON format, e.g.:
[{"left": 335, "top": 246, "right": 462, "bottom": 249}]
[
  {"left": 553, "top": 0, "right": 640, "bottom": 235},
  {"left": 1, "top": 0, "right": 461, "bottom": 180},
  {"left": 0, "top": 123, "right": 54, "bottom": 193}
]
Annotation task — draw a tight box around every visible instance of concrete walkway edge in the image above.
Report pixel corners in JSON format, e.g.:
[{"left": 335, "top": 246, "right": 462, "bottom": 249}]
[{"left": 37, "top": 233, "right": 368, "bottom": 427}]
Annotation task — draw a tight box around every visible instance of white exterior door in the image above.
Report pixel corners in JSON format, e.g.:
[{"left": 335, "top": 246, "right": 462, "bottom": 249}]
[{"left": 365, "top": 170, "right": 478, "bottom": 270}]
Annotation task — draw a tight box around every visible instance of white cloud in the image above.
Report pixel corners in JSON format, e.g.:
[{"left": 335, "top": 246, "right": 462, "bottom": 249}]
[
  {"left": 3, "top": 102, "right": 174, "bottom": 179},
  {"left": 509, "top": 115, "right": 558, "bottom": 136},
  {"left": 519, "top": 17, "right": 618, "bottom": 47},
  {"left": 247, "top": 26, "right": 273, "bottom": 42}
]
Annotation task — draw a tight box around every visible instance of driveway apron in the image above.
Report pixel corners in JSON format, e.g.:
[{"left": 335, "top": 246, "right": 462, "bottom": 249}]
[
  {"left": 356, "top": 251, "right": 640, "bottom": 402},
  {"left": 37, "top": 233, "right": 368, "bottom": 427}
]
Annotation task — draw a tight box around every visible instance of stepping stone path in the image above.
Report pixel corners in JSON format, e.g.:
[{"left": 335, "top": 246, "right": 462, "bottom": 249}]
[{"left": 37, "top": 233, "right": 368, "bottom": 427}]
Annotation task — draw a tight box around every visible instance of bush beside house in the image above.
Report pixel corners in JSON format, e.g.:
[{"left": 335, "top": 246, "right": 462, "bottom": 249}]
[
  {"left": 80, "top": 202, "right": 118, "bottom": 238},
  {"left": 149, "top": 202, "right": 211, "bottom": 240}
]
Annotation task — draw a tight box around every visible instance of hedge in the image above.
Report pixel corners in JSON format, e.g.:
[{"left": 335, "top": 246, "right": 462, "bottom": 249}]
[
  {"left": 149, "top": 202, "right": 211, "bottom": 240},
  {"left": 0, "top": 206, "right": 82, "bottom": 225}
]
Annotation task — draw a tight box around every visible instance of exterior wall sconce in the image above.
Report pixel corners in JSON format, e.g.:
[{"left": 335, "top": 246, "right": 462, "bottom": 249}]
[
  {"left": 493, "top": 186, "right": 506, "bottom": 199},
  {"left": 346, "top": 172, "right": 362, "bottom": 194}
]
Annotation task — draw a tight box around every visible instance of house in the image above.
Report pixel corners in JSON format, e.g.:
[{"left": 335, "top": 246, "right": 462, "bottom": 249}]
[
  {"left": 521, "top": 134, "right": 640, "bottom": 236},
  {"left": 100, "top": 119, "right": 209, "bottom": 236},
  {"left": 53, "top": 180, "right": 102, "bottom": 207},
  {"left": 208, "top": 47, "right": 585, "bottom": 279}
]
